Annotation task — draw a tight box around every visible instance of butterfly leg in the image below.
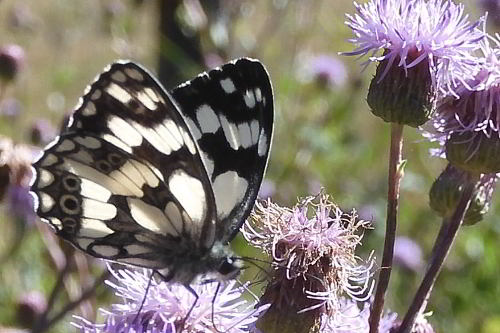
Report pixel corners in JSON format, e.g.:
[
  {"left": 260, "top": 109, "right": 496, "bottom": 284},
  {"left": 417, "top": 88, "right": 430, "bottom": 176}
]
[
  {"left": 180, "top": 284, "right": 200, "bottom": 331},
  {"left": 132, "top": 270, "right": 156, "bottom": 326}
]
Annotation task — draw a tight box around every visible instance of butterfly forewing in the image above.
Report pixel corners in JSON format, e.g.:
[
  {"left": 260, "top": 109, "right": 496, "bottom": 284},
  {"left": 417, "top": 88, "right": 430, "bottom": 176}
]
[
  {"left": 172, "top": 58, "right": 274, "bottom": 242},
  {"left": 30, "top": 58, "right": 273, "bottom": 278}
]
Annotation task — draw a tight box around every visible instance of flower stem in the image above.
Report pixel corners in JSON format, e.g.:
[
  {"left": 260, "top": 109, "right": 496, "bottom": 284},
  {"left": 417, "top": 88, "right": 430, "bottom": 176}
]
[
  {"left": 397, "top": 177, "right": 477, "bottom": 333},
  {"left": 369, "top": 123, "right": 405, "bottom": 333},
  {"left": 32, "top": 269, "right": 110, "bottom": 333}
]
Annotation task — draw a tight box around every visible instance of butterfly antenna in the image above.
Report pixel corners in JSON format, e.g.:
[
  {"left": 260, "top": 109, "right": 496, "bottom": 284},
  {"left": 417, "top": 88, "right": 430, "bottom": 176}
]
[
  {"left": 240, "top": 256, "right": 340, "bottom": 295},
  {"left": 132, "top": 269, "right": 155, "bottom": 326},
  {"left": 238, "top": 256, "right": 273, "bottom": 280}
]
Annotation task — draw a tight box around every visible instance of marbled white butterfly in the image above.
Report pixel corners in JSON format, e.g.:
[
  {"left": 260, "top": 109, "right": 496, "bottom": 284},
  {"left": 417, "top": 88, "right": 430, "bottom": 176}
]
[{"left": 29, "top": 58, "right": 273, "bottom": 284}]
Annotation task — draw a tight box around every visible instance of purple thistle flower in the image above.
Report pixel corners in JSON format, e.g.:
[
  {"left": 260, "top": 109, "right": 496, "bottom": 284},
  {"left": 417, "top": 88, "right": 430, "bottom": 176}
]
[
  {"left": 344, "top": 0, "right": 484, "bottom": 94},
  {"left": 243, "top": 193, "right": 374, "bottom": 331},
  {"left": 393, "top": 236, "right": 423, "bottom": 272},
  {"left": 298, "top": 54, "right": 348, "bottom": 89},
  {"left": 30, "top": 118, "right": 57, "bottom": 145},
  {"left": 343, "top": 0, "right": 485, "bottom": 126},
  {"left": 74, "top": 265, "right": 268, "bottom": 333},
  {"left": 7, "top": 183, "right": 36, "bottom": 223},
  {"left": 425, "top": 34, "right": 500, "bottom": 173}
]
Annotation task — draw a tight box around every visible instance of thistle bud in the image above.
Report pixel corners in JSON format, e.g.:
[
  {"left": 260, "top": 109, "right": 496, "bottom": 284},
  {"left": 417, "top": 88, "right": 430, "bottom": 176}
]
[
  {"left": 367, "top": 51, "right": 435, "bottom": 127},
  {"left": 429, "top": 164, "right": 496, "bottom": 225}
]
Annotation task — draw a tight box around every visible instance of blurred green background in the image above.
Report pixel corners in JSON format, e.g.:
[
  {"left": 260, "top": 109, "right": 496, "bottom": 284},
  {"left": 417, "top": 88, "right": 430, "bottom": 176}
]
[{"left": 0, "top": 0, "right": 499, "bottom": 332}]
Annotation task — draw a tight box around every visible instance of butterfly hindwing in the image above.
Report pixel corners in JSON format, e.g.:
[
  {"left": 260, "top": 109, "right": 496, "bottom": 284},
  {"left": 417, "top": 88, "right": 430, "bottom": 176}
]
[
  {"left": 31, "top": 132, "right": 208, "bottom": 270},
  {"left": 172, "top": 58, "right": 274, "bottom": 242}
]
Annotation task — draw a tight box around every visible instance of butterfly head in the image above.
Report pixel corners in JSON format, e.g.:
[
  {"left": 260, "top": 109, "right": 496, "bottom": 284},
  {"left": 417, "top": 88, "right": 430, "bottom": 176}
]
[{"left": 209, "top": 243, "right": 243, "bottom": 281}]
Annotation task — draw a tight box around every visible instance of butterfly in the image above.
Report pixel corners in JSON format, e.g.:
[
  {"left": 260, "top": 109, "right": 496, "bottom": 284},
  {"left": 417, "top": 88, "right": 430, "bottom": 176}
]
[{"left": 29, "top": 58, "right": 273, "bottom": 284}]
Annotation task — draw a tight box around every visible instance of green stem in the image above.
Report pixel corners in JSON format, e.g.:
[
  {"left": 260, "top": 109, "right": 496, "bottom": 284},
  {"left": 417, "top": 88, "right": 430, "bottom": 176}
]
[
  {"left": 369, "top": 123, "right": 405, "bottom": 333},
  {"left": 397, "top": 177, "right": 477, "bottom": 333}
]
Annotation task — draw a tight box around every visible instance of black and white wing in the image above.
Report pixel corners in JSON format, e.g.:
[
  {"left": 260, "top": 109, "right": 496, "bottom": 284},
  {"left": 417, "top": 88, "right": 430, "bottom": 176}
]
[
  {"left": 30, "top": 61, "right": 219, "bottom": 269},
  {"left": 29, "top": 58, "right": 273, "bottom": 271},
  {"left": 172, "top": 58, "right": 274, "bottom": 242}
]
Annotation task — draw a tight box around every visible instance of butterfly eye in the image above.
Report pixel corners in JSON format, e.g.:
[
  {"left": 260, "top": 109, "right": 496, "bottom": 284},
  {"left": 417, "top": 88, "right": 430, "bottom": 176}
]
[{"left": 218, "top": 258, "right": 240, "bottom": 277}]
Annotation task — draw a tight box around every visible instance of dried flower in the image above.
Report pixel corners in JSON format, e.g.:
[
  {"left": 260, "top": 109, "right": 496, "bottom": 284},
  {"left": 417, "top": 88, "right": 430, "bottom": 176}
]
[
  {"left": 427, "top": 35, "right": 500, "bottom": 173},
  {"left": 74, "top": 265, "right": 268, "bottom": 333},
  {"left": 343, "top": 0, "right": 484, "bottom": 126},
  {"left": 243, "top": 193, "right": 374, "bottom": 332},
  {"left": 0, "top": 44, "right": 26, "bottom": 82}
]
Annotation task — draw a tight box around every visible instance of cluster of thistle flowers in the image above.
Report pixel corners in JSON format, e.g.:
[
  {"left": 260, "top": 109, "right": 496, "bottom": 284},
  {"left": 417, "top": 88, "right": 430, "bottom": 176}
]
[
  {"left": 75, "top": 193, "right": 434, "bottom": 333},
  {"left": 345, "top": 0, "right": 500, "bottom": 220}
]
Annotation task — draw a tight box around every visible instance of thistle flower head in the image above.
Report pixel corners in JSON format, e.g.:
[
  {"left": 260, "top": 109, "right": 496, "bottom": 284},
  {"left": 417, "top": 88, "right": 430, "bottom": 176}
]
[
  {"left": 298, "top": 54, "right": 348, "bottom": 89},
  {"left": 74, "top": 265, "right": 268, "bottom": 333},
  {"left": 344, "top": 0, "right": 484, "bottom": 126},
  {"left": 426, "top": 35, "right": 500, "bottom": 173},
  {"left": 243, "top": 193, "right": 374, "bottom": 331},
  {"left": 344, "top": 0, "right": 483, "bottom": 92}
]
